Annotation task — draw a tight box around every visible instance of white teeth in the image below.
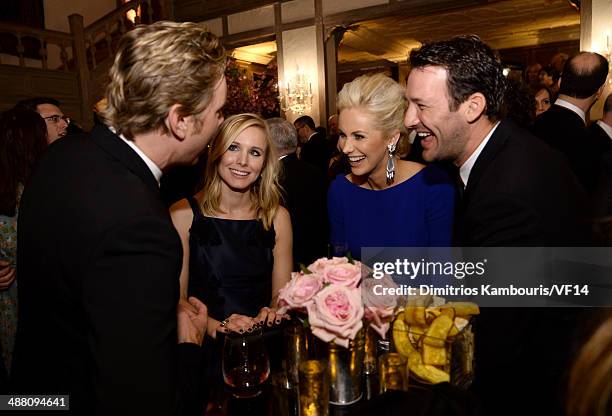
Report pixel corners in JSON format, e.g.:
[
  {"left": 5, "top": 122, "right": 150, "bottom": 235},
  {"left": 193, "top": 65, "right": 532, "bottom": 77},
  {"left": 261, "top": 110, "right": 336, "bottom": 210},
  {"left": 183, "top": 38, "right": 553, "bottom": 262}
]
[
  {"left": 416, "top": 132, "right": 431, "bottom": 138},
  {"left": 348, "top": 156, "right": 366, "bottom": 162},
  {"left": 230, "top": 168, "right": 249, "bottom": 176}
]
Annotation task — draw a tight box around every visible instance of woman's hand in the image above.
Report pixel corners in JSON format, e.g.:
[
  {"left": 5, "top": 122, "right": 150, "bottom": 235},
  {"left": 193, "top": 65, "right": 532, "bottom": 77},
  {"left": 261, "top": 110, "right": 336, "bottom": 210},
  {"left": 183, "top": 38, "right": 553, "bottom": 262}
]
[
  {"left": 254, "top": 307, "right": 290, "bottom": 328},
  {"left": 216, "top": 313, "right": 257, "bottom": 334}
]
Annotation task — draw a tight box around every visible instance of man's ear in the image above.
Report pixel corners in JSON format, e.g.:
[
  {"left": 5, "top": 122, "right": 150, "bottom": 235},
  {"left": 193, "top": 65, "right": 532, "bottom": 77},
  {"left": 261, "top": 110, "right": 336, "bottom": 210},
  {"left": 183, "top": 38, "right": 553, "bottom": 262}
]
[
  {"left": 166, "top": 104, "right": 188, "bottom": 141},
  {"left": 595, "top": 85, "right": 605, "bottom": 101},
  {"left": 463, "top": 93, "right": 487, "bottom": 123}
]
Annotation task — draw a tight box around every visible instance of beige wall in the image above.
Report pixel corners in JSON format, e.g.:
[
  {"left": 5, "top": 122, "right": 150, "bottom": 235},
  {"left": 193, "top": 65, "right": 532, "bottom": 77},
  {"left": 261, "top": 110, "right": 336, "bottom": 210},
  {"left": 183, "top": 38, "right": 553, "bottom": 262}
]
[
  {"left": 43, "top": 0, "right": 116, "bottom": 69},
  {"left": 583, "top": 0, "right": 612, "bottom": 119},
  {"left": 44, "top": 0, "right": 116, "bottom": 32}
]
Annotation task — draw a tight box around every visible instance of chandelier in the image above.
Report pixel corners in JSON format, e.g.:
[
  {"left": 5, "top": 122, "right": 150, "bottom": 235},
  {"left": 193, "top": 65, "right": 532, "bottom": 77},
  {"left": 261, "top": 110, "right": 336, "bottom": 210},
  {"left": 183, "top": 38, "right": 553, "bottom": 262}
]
[{"left": 278, "top": 71, "right": 313, "bottom": 115}]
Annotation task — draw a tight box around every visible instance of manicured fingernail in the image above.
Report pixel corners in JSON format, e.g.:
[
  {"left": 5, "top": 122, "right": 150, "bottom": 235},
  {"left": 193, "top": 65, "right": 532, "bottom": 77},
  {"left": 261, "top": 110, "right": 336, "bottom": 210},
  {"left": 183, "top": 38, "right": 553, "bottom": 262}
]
[
  {"left": 239, "top": 329, "right": 244, "bottom": 333},
  {"left": 247, "top": 327, "right": 253, "bottom": 332},
  {"left": 275, "top": 319, "right": 281, "bottom": 324},
  {"left": 267, "top": 321, "right": 273, "bottom": 326},
  {"left": 260, "top": 320, "right": 265, "bottom": 324}
]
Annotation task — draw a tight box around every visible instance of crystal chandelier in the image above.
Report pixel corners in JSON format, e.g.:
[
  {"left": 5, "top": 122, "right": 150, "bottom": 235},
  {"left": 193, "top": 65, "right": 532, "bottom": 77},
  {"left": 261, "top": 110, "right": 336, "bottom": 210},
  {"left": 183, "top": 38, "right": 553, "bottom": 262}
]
[{"left": 278, "top": 71, "right": 313, "bottom": 115}]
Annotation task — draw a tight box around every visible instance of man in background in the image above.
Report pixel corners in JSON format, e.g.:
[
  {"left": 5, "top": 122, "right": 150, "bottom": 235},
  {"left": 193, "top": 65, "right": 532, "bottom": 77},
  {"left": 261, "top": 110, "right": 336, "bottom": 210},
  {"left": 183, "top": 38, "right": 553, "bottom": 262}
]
[
  {"left": 294, "top": 115, "right": 334, "bottom": 173},
  {"left": 16, "top": 96, "right": 69, "bottom": 143},
  {"left": 267, "top": 117, "right": 328, "bottom": 267}
]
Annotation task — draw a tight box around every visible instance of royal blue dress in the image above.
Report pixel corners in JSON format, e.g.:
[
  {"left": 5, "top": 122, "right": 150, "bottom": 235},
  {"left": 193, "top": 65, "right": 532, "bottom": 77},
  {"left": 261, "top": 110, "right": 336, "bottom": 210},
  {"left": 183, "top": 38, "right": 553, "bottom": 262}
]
[{"left": 327, "top": 164, "right": 454, "bottom": 259}]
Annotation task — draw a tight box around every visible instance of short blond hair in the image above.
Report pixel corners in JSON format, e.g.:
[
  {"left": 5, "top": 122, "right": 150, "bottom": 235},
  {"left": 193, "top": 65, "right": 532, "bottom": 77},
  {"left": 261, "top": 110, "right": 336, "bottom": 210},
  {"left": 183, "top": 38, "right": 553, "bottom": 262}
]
[
  {"left": 337, "top": 73, "right": 407, "bottom": 139},
  {"left": 200, "top": 114, "right": 281, "bottom": 230},
  {"left": 101, "top": 21, "right": 226, "bottom": 139}
]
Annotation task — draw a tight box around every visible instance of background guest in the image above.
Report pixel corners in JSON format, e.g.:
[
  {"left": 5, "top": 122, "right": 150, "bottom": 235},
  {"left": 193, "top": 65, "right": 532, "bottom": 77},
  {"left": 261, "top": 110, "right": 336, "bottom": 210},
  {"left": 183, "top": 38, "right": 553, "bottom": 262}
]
[
  {"left": 294, "top": 115, "right": 334, "bottom": 173},
  {"left": 267, "top": 117, "right": 328, "bottom": 268},
  {"left": 539, "top": 65, "right": 560, "bottom": 93},
  {"left": 533, "top": 52, "right": 609, "bottom": 194},
  {"left": 0, "top": 108, "right": 47, "bottom": 388},
  {"left": 15, "top": 97, "right": 70, "bottom": 143},
  {"left": 535, "top": 86, "right": 556, "bottom": 117},
  {"left": 328, "top": 72, "right": 454, "bottom": 259}
]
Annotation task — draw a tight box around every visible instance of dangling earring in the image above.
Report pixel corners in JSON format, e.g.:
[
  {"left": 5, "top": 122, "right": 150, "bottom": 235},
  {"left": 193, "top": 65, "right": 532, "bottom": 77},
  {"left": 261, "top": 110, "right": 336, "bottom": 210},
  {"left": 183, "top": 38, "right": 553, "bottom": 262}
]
[{"left": 386, "top": 142, "right": 396, "bottom": 184}]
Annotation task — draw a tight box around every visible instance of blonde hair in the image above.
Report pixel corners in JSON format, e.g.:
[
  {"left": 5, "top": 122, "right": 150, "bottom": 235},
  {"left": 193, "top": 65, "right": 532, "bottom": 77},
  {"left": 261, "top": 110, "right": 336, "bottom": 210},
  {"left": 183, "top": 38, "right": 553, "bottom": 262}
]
[
  {"left": 101, "top": 21, "right": 226, "bottom": 139},
  {"left": 567, "top": 315, "right": 612, "bottom": 416},
  {"left": 337, "top": 73, "right": 408, "bottom": 150},
  {"left": 200, "top": 114, "right": 281, "bottom": 230}
]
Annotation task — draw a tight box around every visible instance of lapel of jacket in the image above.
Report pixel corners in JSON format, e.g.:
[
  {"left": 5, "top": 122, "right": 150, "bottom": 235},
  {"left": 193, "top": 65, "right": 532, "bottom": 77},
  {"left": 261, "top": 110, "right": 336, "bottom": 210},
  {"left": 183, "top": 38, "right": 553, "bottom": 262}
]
[
  {"left": 463, "top": 119, "right": 511, "bottom": 204},
  {"left": 89, "top": 124, "right": 160, "bottom": 194}
]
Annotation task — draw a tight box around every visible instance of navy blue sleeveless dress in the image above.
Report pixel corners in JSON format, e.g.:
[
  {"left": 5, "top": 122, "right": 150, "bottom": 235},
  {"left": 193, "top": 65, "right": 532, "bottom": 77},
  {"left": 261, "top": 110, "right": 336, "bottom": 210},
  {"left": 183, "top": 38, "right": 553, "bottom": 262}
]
[{"left": 186, "top": 196, "right": 275, "bottom": 321}]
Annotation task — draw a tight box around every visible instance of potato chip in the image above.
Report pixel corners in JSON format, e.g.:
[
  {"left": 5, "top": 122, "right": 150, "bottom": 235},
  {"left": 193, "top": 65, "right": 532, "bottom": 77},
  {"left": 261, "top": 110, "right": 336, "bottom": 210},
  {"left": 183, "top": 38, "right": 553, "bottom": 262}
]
[
  {"left": 422, "top": 344, "right": 446, "bottom": 366},
  {"left": 423, "top": 315, "right": 453, "bottom": 348}
]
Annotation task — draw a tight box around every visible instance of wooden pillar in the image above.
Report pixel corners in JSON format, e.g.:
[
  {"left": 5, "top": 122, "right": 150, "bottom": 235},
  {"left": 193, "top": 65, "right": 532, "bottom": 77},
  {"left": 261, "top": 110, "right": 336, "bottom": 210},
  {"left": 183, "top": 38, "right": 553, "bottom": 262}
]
[
  {"left": 314, "top": 0, "right": 327, "bottom": 127},
  {"left": 325, "top": 27, "right": 342, "bottom": 120},
  {"left": 580, "top": 0, "right": 612, "bottom": 119},
  {"left": 160, "top": 0, "right": 174, "bottom": 20},
  {"left": 274, "top": 2, "right": 285, "bottom": 117},
  {"left": 69, "top": 14, "right": 93, "bottom": 130}
]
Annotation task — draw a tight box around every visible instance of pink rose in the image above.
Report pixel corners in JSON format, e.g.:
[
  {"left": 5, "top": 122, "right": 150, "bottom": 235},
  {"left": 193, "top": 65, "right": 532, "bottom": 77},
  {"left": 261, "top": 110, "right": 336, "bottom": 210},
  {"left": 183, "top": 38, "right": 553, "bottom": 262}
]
[
  {"left": 307, "top": 256, "right": 349, "bottom": 274},
  {"left": 322, "top": 262, "right": 362, "bottom": 289},
  {"left": 306, "top": 285, "right": 364, "bottom": 348},
  {"left": 277, "top": 272, "right": 322, "bottom": 312},
  {"left": 361, "top": 275, "right": 399, "bottom": 339}
]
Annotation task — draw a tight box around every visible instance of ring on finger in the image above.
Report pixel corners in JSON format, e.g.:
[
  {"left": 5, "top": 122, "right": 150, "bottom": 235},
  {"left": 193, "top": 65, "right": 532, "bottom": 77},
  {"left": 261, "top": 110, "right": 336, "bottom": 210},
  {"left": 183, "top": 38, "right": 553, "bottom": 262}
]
[{"left": 220, "top": 319, "right": 229, "bottom": 328}]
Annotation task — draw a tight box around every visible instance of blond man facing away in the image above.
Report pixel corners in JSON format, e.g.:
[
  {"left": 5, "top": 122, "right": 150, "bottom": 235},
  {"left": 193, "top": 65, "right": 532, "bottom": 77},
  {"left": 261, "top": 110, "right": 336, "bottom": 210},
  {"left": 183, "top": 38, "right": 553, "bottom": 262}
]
[{"left": 12, "top": 22, "right": 227, "bottom": 415}]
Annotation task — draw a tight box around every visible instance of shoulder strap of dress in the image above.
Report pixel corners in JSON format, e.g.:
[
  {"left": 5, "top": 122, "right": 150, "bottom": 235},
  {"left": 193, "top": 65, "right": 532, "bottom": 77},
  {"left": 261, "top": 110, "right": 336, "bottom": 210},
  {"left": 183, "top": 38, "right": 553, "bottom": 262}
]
[{"left": 186, "top": 196, "right": 204, "bottom": 219}]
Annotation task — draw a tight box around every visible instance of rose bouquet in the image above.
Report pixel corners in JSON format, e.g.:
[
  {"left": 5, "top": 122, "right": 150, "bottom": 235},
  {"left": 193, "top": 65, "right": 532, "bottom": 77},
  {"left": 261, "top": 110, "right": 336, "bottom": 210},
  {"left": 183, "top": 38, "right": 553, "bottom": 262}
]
[{"left": 277, "top": 257, "right": 400, "bottom": 347}]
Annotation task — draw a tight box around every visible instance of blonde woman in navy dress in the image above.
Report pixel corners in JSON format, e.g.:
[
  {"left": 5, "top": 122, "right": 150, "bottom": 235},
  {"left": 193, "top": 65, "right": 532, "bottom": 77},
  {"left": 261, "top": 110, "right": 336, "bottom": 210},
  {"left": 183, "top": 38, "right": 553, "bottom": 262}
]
[{"left": 328, "top": 73, "right": 454, "bottom": 259}]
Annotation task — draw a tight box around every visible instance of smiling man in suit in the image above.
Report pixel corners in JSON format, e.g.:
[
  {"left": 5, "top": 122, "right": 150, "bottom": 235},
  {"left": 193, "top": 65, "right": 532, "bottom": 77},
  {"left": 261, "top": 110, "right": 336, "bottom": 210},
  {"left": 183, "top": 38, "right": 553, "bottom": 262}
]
[
  {"left": 12, "top": 22, "right": 226, "bottom": 415},
  {"left": 404, "top": 35, "right": 590, "bottom": 416}
]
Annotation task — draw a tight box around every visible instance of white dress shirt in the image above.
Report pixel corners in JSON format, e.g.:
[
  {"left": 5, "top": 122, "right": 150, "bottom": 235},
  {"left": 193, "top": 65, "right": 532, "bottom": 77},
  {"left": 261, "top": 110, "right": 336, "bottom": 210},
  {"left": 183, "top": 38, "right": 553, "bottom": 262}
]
[
  {"left": 109, "top": 126, "right": 162, "bottom": 186},
  {"left": 596, "top": 120, "right": 612, "bottom": 141},
  {"left": 555, "top": 98, "right": 586, "bottom": 125},
  {"left": 459, "top": 122, "right": 500, "bottom": 188}
]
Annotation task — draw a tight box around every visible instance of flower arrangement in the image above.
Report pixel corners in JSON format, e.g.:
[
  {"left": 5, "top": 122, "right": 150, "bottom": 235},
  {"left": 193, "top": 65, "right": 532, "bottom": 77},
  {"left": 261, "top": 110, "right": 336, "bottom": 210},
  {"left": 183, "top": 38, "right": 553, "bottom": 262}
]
[
  {"left": 224, "top": 58, "right": 280, "bottom": 118},
  {"left": 278, "top": 257, "right": 400, "bottom": 348}
]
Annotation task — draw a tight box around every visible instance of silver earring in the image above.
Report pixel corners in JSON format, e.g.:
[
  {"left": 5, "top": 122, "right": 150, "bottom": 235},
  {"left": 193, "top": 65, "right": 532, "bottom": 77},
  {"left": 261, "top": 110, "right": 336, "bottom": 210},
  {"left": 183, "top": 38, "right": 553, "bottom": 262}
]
[{"left": 386, "top": 143, "right": 396, "bottom": 184}]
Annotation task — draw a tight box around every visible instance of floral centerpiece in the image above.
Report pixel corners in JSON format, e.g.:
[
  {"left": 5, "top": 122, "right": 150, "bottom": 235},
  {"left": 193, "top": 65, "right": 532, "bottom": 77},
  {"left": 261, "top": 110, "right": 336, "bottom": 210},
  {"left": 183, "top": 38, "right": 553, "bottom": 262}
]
[{"left": 277, "top": 256, "right": 399, "bottom": 347}]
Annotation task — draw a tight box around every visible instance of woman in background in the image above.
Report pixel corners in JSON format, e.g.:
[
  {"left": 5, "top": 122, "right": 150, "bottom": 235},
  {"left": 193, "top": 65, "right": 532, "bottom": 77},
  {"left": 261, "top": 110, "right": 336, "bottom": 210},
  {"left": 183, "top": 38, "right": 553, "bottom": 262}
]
[
  {"left": 328, "top": 73, "right": 454, "bottom": 259},
  {"left": 534, "top": 86, "right": 556, "bottom": 118},
  {"left": 0, "top": 108, "right": 47, "bottom": 382}
]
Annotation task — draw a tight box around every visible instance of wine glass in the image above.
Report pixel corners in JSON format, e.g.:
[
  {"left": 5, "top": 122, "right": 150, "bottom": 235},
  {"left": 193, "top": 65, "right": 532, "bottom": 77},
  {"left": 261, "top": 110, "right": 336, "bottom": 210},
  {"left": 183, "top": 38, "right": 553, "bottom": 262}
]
[{"left": 222, "top": 327, "right": 270, "bottom": 398}]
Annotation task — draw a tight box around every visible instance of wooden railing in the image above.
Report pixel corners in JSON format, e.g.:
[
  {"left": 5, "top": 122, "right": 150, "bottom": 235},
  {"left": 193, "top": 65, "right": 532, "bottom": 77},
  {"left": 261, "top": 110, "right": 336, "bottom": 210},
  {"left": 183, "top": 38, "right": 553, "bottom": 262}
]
[
  {"left": 0, "top": 0, "right": 168, "bottom": 129},
  {"left": 0, "top": 22, "right": 74, "bottom": 70}
]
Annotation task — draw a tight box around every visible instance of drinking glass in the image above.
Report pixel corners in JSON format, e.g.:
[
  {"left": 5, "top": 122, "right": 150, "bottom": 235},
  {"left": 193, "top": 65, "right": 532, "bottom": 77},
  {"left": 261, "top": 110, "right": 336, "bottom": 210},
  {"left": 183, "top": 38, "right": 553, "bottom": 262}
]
[
  {"left": 379, "top": 353, "right": 408, "bottom": 393},
  {"left": 298, "top": 360, "right": 329, "bottom": 416},
  {"left": 222, "top": 327, "right": 270, "bottom": 398}
]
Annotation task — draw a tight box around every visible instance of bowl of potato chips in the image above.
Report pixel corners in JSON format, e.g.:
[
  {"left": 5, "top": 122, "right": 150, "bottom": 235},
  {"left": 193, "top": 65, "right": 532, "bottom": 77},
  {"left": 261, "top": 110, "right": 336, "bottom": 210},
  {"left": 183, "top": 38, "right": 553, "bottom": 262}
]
[{"left": 392, "top": 300, "right": 478, "bottom": 387}]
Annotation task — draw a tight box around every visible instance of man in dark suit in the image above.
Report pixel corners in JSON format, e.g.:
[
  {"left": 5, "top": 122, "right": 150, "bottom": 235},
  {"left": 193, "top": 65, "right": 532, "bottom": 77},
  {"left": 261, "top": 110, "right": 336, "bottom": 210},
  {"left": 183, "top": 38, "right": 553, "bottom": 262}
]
[
  {"left": 589, "top": 93, "right": 612, "bottom": 224},
  {"left": 532, "top": 52, "right": 609, "bottom": 194},
  {"left": 294, "top": 115, "right": 334, "bottom": 173},
  {"left": 12, "top": 22, "right": 226, "bottom": 415},
  {"left": 267, "top": 117, "right": 328, "bottom": 268},
  {"left": 405, "top": 36, "right": 590, "bottom": 416}
]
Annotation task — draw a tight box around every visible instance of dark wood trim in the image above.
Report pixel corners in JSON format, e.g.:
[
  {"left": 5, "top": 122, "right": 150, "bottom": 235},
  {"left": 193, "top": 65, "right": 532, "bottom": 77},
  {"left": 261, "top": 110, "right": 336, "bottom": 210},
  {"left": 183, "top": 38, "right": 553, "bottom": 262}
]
[
  {"left": 274, "top": 2, "right": 284, "bottom": 90},
  {"left": 580, "top": 0, "right": 592, "bottom": 51},
  {"left": 222, "top": 15, "right": 229, "bottom": 37},
  {"left": 220, "top": 18, "right": 314, "bottom": 47},
  {"left": 194, "top": 0, "right": 293, "bottom": 22},
  {"left": 314, "top": 0, "right": 326, "bottom": 126},
  {"left": 323, "top": 0, "right": 502, "bottom": 27},
  {"left": 337, "top": 58, "right": 398, "bottom": 73}
]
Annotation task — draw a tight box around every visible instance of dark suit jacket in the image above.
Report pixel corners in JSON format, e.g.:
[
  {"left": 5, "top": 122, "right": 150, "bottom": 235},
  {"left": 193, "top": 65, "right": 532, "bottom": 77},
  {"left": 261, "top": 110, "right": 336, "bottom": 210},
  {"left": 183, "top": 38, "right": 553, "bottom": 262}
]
[
  {"left": 532, "top": 104, "right": 600, "bottom": 193},
  {"left": 279, "top": 153, "right": 329, "bottom": 267},
  {"left": 456, "top": 119, "right": 590, "bottom": 416},
  {"left": 458, "top": 118, "right": 589, "bottom": 245},
  {"left": 300, "top": 132, "right": 334, "bottom": 173},
  {"left": 588, "top": 122, "right": 612, "bottom": 219},
  {"left": 12, "top": 125, "right": 187, "bottom": 415}
]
